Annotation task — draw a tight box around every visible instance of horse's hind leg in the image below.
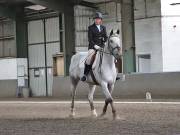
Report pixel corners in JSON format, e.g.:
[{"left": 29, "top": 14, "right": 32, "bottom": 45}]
[
  {"left": 88, "top": 84, "right": 97, "bottom": 117},
  {"left": 70, "top": 77, "right": 79, "bottom": 118}
]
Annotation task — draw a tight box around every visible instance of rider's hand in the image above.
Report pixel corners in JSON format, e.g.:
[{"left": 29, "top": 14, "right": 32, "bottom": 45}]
[{"left": 94, "top": 45, "right": 101, "bottom": 51}]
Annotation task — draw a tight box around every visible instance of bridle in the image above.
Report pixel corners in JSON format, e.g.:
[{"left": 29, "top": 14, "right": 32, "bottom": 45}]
[
  {"left": 97, "top": 35, "right": 121, "bottom": 74},
  {"left": 107, "top": 34, "right": 121, "bottom": 57}
]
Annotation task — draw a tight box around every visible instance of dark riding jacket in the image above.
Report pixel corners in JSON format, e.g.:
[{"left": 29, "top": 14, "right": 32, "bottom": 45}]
[{"left": 88, "top": 23, "right": 108, "bottom": 50}]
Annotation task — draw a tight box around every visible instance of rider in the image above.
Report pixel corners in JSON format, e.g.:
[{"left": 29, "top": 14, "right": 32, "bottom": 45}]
[{"left": 81, "top": 12, "right": 107, "bottom": 81}]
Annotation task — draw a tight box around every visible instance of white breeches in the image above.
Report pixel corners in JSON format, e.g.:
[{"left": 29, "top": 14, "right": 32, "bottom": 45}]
[{"left": 85, "top": 49, "right": 96, "bottom": 65}]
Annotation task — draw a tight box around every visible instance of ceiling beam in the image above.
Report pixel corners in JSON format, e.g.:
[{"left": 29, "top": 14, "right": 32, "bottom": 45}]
[
  {"left": 0, "top": 5, "right": 16, "bottom": 19},
  {"left": 78, "top": 1, "right": 97, "bottom": 8}
]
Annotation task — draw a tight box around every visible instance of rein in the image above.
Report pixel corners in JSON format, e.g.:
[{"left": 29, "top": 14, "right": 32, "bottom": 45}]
[
  {"left": 97, "top": 34, "right": 121, "bottom": 74},
  {"left": 98, "top": 35, "right": 121, "bottom": 57}
]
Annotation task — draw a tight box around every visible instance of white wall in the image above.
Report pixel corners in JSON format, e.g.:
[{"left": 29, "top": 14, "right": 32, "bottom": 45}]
[
  {"left": 134, "top": 0, "right": 163, "bottom": 72},
  {"left": 138, "top": 55, "right": 151, "bottom": 73},
  {"left": 161, "top": 0, "right": 180, "bottom": 72},
  {"left": 0, "top": 58, "right": 17, "bottom": 80},
  {"left": 0, "top": 58, "right": 28, "bottom": 81},
  {"left": 135, "top": 18, "right": 163, "bottom": 72},
  {"left": 161, "top": 0, "right": 180, "bottom": 16}
]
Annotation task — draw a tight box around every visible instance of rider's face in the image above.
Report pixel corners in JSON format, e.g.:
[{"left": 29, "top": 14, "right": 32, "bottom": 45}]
[{"left": 95, "top": 18, "right": 102, "bottom": 25}]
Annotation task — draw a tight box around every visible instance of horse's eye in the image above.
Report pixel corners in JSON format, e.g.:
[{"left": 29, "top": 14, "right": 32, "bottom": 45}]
[{"left": 110, "top": 40, "right": 113, "bottom": 43}]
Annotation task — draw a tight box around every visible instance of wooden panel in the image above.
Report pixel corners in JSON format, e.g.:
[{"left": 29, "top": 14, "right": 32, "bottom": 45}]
[{"left": 53, "top": 54, "right": 64, "bottom": 76}]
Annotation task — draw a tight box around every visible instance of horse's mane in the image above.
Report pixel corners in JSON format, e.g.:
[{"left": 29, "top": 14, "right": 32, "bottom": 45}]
[{"left": 110, "top": 33, "right": 119, "bottom": 37}]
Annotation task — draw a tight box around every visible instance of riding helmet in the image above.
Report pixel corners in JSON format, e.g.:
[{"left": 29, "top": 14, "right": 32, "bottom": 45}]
[{"left": 93, "top": 12, "right": 103, "bottom": 19}]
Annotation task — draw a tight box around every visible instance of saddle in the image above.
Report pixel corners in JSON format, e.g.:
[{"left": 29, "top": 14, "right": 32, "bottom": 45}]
[
  {"left": 90, "top": 52, "right": 97, "bottom": 67},
  {"left": 89, "top": 51, "right": 101, "bottom": 85}
]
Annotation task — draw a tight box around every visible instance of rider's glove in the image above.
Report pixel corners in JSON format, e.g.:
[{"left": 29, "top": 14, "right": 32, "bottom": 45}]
[{"left": 94, "top": 45, "right": 102, "bottom": 51}]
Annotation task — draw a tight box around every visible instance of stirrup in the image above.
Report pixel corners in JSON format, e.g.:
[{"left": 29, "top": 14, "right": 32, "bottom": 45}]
[
  {"left": 81, "top": 76, "right": 87, "bottom": 81},
  {"left": 116, "top": 77, "right": 120, "bottom": 80}
]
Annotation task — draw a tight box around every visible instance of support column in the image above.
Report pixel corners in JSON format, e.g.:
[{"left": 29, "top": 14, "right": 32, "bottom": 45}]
[
  {"left": 15, "top": 7, "right": 27, "bottom": 58},
  {"left": 64, "top": 3, "right": 75, "bottom": 76},
  {"left": 0, "top": 5, "right": 27, "bottom": 58},
  {"left": 121, "top": 0, "right": 136, "bottom": 73}
]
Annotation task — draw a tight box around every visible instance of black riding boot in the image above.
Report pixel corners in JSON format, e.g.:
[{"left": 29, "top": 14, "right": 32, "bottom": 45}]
[{"left": 81, "top": 64, "right": 92, "bottom": 81}]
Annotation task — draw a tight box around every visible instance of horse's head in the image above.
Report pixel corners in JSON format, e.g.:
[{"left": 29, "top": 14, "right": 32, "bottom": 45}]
[{"left": 108, "top": 29, "right": 122, "bottom": 59}]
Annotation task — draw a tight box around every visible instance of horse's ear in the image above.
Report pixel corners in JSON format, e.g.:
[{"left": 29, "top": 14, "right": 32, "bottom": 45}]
[
  {"left": 117, "top": 29, "right": 120, "bottom": 35},
  {"left": 110, "top": 29, "right": 113, "bottom": 36}
]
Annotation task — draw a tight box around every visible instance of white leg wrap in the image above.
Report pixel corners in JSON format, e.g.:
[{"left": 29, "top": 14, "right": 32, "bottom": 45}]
[
  {"left": 69, "top": 109, "right": 75, "bottom": 118},
  {"left": 91, "top": 109, "right": 98, "bottom": 117}
]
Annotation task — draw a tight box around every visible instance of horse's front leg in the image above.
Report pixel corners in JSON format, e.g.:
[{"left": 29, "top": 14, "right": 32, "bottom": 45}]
[
  {"left": 108, "top": 84, "right": 118, "bottom": 120},
  {"left": 100, "top": 82, "right": 113, "bottom": 117},
  {"left": 88, "top": 84, "right": 97, "bottom": 117}
]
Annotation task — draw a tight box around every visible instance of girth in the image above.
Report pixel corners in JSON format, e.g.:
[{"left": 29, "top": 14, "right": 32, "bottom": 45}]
[{"left": 90, "top": 70, "right": 99, "bottom": 85}]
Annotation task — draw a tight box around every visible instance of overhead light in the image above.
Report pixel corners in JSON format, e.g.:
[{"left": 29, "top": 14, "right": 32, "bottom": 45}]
[
  {"left": 25, "top": 5, "right": 47, "bottom": 11},
  {"left": 170, "top": 2, "right": 180, "bottom": 5}
]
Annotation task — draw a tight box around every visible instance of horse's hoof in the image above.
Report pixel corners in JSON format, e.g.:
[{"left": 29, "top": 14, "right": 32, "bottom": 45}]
[
  {"left": 113, "top": 114, "right": 120, "bottom": 120},
  {"left": 81, "top": 76, "right": 87, "bottom": 81},
  {"left": 69, "top": 112, "right": 75, "bottom": 118},
  {"left": 99, "top": 112, "right": 106, "bottom": 117},
  {"left": 91, "top": 109, "right": 98, "bottom": 118},
  {"left": 69, "top": 114, "right": 75, "bottom": 118}
]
